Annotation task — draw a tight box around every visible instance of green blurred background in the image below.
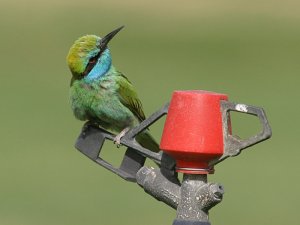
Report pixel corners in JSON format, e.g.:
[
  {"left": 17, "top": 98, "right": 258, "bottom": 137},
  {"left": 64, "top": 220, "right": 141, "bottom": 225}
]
[{"left": 0, "top": 0, "right": 299, "bottom": 224}]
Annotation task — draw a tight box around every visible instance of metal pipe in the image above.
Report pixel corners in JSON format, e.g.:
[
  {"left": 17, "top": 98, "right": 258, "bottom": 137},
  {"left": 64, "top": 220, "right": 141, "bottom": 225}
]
[
  {"left": 173, "top": 174, "right": 224, "bottom": 225},
  {"left": 136, "top": 167, "right": 180, "bottom": 209}
]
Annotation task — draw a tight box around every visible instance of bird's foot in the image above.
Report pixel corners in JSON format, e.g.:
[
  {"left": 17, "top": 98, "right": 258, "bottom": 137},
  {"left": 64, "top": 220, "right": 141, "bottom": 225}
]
[{"left": 113, "top": 127, "right": 130, "bottom": 148}]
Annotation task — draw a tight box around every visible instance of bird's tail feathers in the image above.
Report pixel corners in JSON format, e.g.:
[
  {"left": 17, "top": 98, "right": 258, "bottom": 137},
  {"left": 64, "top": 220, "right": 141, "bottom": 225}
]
[{"left": 136, "top": 130, "right": 160, "bottom": 153}]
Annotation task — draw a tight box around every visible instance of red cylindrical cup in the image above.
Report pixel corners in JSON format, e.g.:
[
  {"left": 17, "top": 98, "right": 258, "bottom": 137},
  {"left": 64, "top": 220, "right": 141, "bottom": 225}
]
[{"left": 160, "top": 90, "right": 228, "bottom": 174}]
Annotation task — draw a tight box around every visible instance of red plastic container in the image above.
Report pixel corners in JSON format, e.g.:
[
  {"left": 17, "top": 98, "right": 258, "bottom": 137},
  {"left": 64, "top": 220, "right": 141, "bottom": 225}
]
[{"left": 160, "top": 90, "right": 228, "bottom": 174}]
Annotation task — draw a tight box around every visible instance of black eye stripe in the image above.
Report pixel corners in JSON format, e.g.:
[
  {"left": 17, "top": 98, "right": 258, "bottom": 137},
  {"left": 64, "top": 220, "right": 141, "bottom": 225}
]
[{"left": 82, "top": 50, "right": 102, "bottom": 77}]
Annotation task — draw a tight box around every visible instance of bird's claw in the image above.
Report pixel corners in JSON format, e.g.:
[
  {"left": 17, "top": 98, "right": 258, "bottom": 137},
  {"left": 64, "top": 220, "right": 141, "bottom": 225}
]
[
  {"left": 113, "top": 137, "right": 122, "bottom": 148},
  {"left": 113, "top": 127, "right": 130, "bottom": 148}
]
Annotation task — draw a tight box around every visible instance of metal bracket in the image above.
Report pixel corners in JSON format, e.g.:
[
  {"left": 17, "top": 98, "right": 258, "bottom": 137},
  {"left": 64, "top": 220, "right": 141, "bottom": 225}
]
[
  {"left": 75, "top": 103, "right": 176, "bottom": 182},
  {"left": 210, "top": 101, "right": 272, "bottom": 166},
  {"left": 75, "top": 100, "right": 271, "bottom": 179}
]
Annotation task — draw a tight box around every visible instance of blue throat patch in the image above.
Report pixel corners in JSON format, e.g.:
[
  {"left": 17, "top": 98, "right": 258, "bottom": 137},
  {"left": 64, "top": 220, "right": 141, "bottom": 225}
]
[{"left": 84, "top": 49, "right": 112, "bottom": 82}]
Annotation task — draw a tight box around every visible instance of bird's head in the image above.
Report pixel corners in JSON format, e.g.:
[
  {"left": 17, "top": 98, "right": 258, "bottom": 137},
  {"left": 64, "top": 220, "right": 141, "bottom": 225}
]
[{"left": 67, "top": 26, "right": 124, "bottom": 80}]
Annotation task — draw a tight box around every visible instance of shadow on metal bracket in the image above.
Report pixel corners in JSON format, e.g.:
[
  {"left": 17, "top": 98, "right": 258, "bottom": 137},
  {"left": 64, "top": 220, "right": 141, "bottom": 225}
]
[{"left": 75, "top": 103, "right": 176, "bottom": 182}]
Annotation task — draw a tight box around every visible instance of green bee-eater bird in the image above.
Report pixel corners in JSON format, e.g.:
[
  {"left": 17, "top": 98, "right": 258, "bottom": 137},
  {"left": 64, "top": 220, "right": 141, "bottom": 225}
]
[{"left": 67, "top": 26, "right": 159, "bottom": 152}]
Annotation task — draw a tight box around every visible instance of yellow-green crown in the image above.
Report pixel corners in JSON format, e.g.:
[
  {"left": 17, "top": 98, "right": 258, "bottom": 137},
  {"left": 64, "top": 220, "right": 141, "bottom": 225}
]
[{"left": 67, "top": 35, "right": 100, "bottom": 75}]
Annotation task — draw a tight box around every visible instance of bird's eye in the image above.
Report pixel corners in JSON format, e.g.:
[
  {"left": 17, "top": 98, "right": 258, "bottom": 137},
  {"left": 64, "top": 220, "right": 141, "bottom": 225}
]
[{"left": 89, "top": 57, "right": 97, "bottom": 64}]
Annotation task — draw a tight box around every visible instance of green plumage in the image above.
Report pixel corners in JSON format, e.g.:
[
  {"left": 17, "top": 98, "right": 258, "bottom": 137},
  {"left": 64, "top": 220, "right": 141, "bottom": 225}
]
[{"left": 67, "top": 27, "right": 159, "bottom": 152}]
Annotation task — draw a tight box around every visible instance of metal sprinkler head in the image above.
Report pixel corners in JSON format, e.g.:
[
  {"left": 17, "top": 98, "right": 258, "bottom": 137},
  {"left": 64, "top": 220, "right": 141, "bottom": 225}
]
[{"left": 75, "top": 90, "right": 272, "bottom": 225}]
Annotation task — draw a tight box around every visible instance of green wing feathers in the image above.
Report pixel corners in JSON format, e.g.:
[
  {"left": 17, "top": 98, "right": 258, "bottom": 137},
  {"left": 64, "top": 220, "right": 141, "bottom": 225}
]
[
  {"left": 116, "top": 73, "right": 159, "bottom": 152},
  {"left": 116, "top": 73, "right": 146, "bottom": 122}
]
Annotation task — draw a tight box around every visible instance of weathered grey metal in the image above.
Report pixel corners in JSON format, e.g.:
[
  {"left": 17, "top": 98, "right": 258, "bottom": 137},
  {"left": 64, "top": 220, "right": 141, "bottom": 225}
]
[
  {"left": 136, "top": 169, "right": 224, "bottom": 224},
  {"left": 75, "top": 103, "right": 175, "bottom": 182},
  {"left": 173, "top": 220, "right": 211, "bottom": 225},
  {"left": 174, "top": 174, "right": 223, "bottom": 224},
  {"left": 136, "top": 167, "right": 181, "bottom": 209},
  {"left": 196, "top": 182, "right": 224, "bottom": 212},
  {"left": 209, "top": 100, "right": 272, "bottom": 166},
  {"left": 75, "top": 124, "right": 147, "bottom": 182}
]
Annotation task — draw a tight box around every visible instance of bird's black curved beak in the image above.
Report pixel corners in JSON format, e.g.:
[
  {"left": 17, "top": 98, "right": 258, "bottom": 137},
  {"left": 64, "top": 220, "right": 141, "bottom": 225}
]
[{"left": 99, "top": 25, "right": 124, "bottom": 49}]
